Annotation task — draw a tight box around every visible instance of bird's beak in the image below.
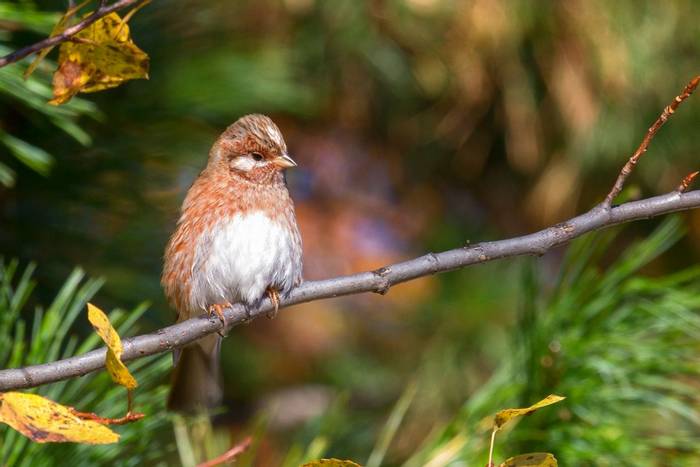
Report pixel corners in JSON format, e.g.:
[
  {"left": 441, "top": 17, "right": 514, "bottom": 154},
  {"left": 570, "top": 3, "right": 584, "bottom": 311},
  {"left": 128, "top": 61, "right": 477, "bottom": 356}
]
[{"left": 273, "top": 153, "right": 297, "bottom": 168}]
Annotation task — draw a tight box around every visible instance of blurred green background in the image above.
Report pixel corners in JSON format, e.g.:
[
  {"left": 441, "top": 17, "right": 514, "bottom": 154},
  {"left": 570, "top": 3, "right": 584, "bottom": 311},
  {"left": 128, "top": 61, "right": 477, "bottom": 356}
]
[{"left": 2, "top": 1, "right": 700, "bottom": 466}]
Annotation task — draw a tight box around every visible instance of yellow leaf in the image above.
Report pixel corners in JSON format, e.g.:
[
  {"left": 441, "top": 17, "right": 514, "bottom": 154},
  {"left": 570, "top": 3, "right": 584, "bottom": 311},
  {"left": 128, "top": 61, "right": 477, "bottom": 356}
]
[
  {"left": 500, "top": 453, "right": 558, "bottom": 467},
  {"left": 87, "top": 303, "right": 137, "bottom": 390},
  {"left": 24, "top": 0, "right": 92, "bottom": 79},
  {"left": 105, "top": 347, "right": 137, "bottom": 389},
  {"left": 302, "top": 460, "right": 362, "bottom": 467},
  {"left": 0, "top": 392, "right": 119, "bottom": 444},
  {"left": 493, "top": 395, "right": 565, "bottom": 430},
  {"left": 49, "top": 11, "right": 149, "bottom": 105}
]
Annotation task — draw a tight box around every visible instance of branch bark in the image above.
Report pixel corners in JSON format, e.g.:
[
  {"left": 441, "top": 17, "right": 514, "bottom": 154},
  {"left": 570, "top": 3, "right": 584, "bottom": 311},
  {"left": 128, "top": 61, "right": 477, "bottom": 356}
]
[
  {"left": 0, "top": 75, "right": 698, "bottom": 392},
  {"left": 2, "top": 189, "right": 700, "bottom": 391},
  {"left": 0, "top": 0, "right": 144, "bottom": 68}
]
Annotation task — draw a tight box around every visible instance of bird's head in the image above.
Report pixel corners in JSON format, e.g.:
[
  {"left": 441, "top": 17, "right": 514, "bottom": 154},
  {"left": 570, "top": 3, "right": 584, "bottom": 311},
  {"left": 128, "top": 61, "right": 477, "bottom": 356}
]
[{"left": 208, "top": 114, "right": 297, "bottom": 184}]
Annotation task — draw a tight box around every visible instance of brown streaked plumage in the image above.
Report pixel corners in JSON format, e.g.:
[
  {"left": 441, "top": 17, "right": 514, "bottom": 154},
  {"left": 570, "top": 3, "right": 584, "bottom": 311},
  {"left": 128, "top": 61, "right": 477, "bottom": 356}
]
[{"left": 162, "top": 114, "right": 302, "bottom": 412}]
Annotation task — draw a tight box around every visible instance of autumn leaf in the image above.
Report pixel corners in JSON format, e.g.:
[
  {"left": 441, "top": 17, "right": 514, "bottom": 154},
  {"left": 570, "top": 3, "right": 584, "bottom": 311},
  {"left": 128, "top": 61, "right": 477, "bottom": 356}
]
[
  {"left": 49, "top": 11, "right": 149, "bottom": 105},
  {"left": 493, "top": 395, "right": 565, "bottom": 430},
  {"left": 487, "top": 395, "right": 565, "bottom": 467},
  {"left": 87, "top": 303, "right": 137, "bottom": 390},
  {"left": 24, "top": 0, "right": 91, "bottom": 79},
  {"left": 0, "top": 392, "right": 119, "bottom": 444},
  {"left": 499, "top": 453, "right": 558, "bottom": 467},
  {"left": 0, "top": 305, "right": 144, "bottom": 445},
  {"left": 302, "top": 460, "right": 362, "bottom": 467}
]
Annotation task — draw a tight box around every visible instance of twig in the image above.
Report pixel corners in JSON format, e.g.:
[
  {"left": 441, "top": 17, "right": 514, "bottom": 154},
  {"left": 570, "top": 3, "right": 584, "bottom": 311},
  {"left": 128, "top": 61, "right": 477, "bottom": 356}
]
[
  {"left": 70, "top": 408, "right": 144, "bottom": 425},
  {"left": 603, "top": 76, "right": 700, "bottom": 207},
  {"left": 67, "top": 37, "right": 99, "bottom": 46},
  {"left": 487, "top": 428, "right": 497, "bottom": 467},
  {"left": 0, "top": 77, "right": 699, "bottom": 391},
  {"left": 677, "top": 171, "right": 699, "bottom": 193},
  {"left": 127, "top": 388, "right": 134, "bottom": 413},
  {"left": 196, "top": 437, "right": 252, "bottom": 467},
  {"left": 0, "top": 0, "right": 144, "bottom": 68}
]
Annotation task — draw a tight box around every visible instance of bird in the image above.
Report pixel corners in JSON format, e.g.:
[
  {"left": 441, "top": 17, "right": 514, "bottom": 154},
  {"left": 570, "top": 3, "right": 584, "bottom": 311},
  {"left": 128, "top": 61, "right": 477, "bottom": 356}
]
[{"left": 162, "top": 114, "right": 303, "bottom": 412}]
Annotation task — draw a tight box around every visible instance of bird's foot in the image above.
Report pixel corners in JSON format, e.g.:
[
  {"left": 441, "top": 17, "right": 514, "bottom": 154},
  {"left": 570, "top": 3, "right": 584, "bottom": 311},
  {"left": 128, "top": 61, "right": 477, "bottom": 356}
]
[
  {"left": 266, "top": 287, "right": 280, "bottom": 319},
  {"left": 207, "top": 302, "right": 231, "bottom": 337}
]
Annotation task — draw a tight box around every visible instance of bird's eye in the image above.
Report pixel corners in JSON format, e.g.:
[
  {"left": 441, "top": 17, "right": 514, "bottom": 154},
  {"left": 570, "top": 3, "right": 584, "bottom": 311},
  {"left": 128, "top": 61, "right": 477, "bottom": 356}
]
[{"left": 251, "top": 153, "right": 264, "bottom": 161}]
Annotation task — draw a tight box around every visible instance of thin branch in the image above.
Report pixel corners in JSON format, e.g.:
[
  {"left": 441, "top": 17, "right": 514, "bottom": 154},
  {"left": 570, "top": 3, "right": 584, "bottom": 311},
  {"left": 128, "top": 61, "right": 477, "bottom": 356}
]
[
  {"left": 2, "top": 189, "right": 700, "bottom": 391},
  {"left": 0, "top": 76, "right": 698, "bottom": 391},
  {"left": 69, "top": 408, "right": 144, "bottom": 425},
  {"left": 487, "top": 428, "right": 497, "bottom": 467},
  {"left": 0, "top": 0, "right": 144, "bottom": 69},
  {"left": 677, "top": 171, "right": 699, "bottom": 193},
  {"left": 196, "top": 437, "right": 252, "bottom": 467},
  {"left": 603, "top": 75, "right": 700, "bottom": 207}
]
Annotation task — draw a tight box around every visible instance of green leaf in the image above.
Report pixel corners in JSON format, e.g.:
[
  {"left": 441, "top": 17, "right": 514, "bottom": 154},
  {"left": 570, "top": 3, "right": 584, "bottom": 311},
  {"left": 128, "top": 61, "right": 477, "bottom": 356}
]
[
  {"left": 366, "top": 381, "right": 417, "bottom": 467},
  {"left": 0, "top": 131, "right": 53, "bottom": 176},
  {"left": 50, "top": 118, "right": 92, "bottom": 146},
  {"left": 0, "top": 161, "right": 15, "bottom": 187},
  {"left": 302, "top": 460, "right": 362, "bottom": 467},
  {"left": 0, "top": 4, "right": 60, "bottom": 34}
]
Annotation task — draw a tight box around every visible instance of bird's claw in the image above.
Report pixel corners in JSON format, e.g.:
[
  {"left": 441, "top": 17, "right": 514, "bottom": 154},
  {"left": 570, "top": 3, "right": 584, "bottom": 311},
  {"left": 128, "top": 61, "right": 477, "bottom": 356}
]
[
  {"left": 266, "top": 287, "right": 280, "bottom": 319},
  {"left": 208, "top": 302, "right": 231, "bottom": 337}
]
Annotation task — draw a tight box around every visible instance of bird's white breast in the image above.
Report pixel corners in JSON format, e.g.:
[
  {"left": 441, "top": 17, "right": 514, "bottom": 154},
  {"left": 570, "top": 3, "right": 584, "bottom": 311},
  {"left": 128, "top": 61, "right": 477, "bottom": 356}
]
[{"left": 189, "top": 211, "right": 302, "bottom": 312}]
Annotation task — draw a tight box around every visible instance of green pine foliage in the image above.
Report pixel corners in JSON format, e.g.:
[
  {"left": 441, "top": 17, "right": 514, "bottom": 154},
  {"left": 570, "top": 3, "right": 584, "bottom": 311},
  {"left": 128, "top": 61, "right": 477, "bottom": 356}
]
[
  {"left": 1, "top": 223, "right": 699, "bottom": 466},
  {"left": 193, "top": 217, "right": 700, "bottom": 467},
  {"left": 0, "top": 1, "right": 99, "bottom": 187},
  {"left": 401, "top": 217, "right": 700, "bottom": 466},
  {"left": 0, "top": 260, "right": 173, "bottom": 466}
]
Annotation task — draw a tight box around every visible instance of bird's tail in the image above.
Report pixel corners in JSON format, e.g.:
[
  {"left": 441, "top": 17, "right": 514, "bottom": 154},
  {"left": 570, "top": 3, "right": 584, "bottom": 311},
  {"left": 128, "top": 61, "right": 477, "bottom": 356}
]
[{"left": 167, "top": 333, "right": 223, "bottom": 412}]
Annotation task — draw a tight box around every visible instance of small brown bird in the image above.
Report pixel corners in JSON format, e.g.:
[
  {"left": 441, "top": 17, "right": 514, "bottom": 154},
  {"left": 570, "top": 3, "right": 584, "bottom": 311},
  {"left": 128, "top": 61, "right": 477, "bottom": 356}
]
[{"left": 162, "top": 114, "right": 303, "bottom": 411}]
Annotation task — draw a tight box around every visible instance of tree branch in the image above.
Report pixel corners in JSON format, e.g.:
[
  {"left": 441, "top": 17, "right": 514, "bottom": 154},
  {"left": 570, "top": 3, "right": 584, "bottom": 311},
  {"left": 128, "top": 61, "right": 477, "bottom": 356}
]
[
  {"left": 0, "top": 75, "right": 698, "bottom": 392},
  {"left": 0, "top": 0, "right": 144, "bottom": 69},
  {"left": 2, "top": 189, "right": 700, "bottom": 391}
]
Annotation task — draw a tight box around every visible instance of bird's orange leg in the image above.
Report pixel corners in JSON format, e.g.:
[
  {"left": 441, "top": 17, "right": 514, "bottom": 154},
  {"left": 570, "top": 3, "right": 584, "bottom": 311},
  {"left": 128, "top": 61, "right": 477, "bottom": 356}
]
[
  {"left": 266, "top": 287, "right": 280, "bottom": 319},
  {"left": 208, "top": 302, "right": 231, "bottom": 337}
]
